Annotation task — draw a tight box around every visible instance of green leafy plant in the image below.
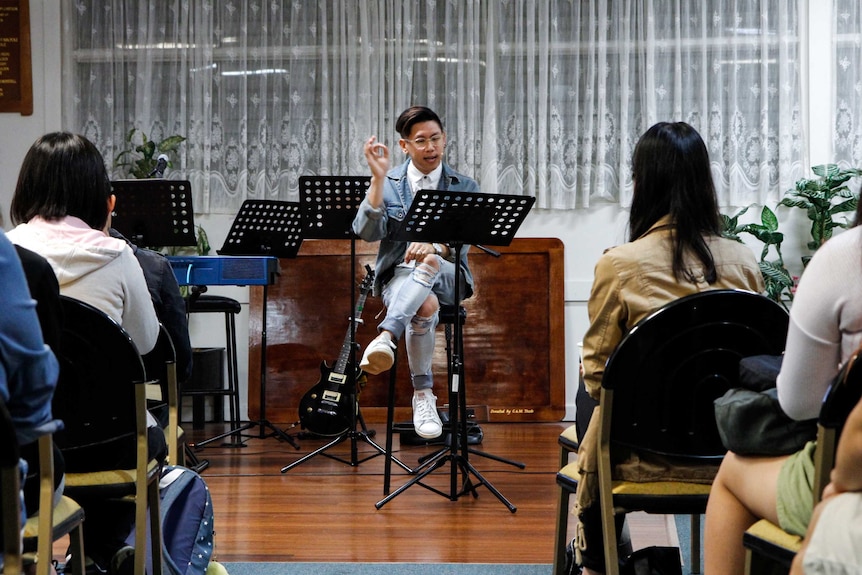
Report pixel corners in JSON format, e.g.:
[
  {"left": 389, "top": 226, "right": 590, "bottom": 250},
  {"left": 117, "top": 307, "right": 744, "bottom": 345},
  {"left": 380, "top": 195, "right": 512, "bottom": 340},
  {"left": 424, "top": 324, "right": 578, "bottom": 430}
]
[
  {"left": 721, "top": 164, "right": 862, "bottom": 307},
  {"left": 112, "top": 128, "right": 209, "bottom": 267},
  {"left": 722, "top": 204, "right": 794, "bottom": 307},
  {"left": 779, "top": 164, "right": 862, "bottom": 266},
  {"left": 114, "top": 128, "right": 186, "bottom": 179},
  {"left": 163, "top": 226, "right": 211, "bottom": 257}
]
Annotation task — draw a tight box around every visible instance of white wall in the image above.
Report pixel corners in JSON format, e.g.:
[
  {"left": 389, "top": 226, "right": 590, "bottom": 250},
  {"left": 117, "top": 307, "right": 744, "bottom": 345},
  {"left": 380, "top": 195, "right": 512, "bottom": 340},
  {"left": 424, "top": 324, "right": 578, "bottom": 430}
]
[
  {"left": 0, "top": 2, "right": 834, "bottom": 422},
  {"left": 0, "top": 1, "right": 61, "bottom": 226}
]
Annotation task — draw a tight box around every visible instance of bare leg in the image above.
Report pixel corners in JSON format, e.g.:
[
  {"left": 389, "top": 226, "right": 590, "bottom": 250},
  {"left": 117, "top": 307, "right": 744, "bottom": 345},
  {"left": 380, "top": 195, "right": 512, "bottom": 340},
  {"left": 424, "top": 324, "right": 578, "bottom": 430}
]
[{"left": 704, "top": 452, "right": 787, "bottom": 575}]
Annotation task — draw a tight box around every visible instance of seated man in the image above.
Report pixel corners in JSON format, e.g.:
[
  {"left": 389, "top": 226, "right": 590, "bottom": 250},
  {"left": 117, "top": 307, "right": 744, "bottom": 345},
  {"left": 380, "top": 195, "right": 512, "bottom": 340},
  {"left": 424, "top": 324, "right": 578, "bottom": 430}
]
[{"left": 352, "top": 106, "right": 478, "bottom": 440}]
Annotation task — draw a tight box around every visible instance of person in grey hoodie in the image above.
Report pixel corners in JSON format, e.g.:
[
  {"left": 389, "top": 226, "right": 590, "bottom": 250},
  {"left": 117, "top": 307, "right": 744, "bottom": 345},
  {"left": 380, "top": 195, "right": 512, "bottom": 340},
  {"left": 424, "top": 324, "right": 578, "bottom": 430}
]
[{"left": 7, "top": 132, "right": 159, "bottom": 355}]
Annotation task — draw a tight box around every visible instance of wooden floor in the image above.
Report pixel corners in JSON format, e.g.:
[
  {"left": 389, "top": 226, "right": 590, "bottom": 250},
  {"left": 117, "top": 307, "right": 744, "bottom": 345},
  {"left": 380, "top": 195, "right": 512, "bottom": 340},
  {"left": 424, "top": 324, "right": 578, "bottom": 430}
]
[
  {"left": 184, "top": 420, "right": 569, "bottom": 564},
  {"left": 51, "top": 418, "right": 677, "bottom": 567}
]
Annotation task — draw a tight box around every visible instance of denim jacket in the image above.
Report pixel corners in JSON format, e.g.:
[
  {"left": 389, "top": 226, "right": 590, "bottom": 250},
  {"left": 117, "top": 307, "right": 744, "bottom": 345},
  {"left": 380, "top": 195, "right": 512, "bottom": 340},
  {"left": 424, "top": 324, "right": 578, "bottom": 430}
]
[{"left": 352, "top": 159, "right": 480, "bottom": 297}]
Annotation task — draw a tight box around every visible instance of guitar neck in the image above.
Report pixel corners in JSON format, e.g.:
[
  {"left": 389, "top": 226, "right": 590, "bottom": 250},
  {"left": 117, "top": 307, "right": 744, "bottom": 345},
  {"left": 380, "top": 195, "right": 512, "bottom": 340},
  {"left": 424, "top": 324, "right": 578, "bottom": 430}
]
[{"left": 332, "top": 291, "right": 369, "bottom": 375}]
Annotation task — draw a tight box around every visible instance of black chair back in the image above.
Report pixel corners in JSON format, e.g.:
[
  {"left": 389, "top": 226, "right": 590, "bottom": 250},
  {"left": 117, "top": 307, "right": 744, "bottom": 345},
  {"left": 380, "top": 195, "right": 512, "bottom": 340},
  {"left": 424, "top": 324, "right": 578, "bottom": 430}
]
[
  {"left": 603, "top": 289, "right": 789, "bottom": 460},
  {"left": 821, "top": 349, "right": 862, "bottom": 432},
  {"left": 52, "top": 296, "right": 146, "bottom": 469},
  {"left": 0, "top": 397, "right": 22, "bottom": 573},
  {"left": 143, "top": 324, "right": 176, "bottom": 411},
  {"left": 0, "top": 399, "right": 18, "bottom": 468}
]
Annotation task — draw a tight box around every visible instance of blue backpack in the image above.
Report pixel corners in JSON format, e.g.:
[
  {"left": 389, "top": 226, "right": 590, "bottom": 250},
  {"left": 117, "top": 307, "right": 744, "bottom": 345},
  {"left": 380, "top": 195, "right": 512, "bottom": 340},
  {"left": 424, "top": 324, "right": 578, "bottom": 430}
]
[{"left": 125, "top": 465, "right": 215, "bottom": 575}]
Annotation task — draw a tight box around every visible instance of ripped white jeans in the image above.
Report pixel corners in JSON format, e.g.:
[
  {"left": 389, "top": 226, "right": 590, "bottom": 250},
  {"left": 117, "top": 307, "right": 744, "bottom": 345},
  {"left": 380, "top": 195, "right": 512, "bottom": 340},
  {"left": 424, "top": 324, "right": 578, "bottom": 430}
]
[{"left": 379, "top": 257, "right": 463, "bottom": 390}]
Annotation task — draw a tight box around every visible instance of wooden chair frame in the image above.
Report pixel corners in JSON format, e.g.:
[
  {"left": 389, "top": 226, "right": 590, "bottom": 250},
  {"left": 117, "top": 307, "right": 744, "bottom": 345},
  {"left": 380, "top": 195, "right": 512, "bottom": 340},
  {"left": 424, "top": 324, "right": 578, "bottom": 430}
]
[
  {"left": 58, "top": 296, "right": 164, "bottom": 575},
  {"left": 742, "top": 346, "right": 862, "bottom": 574},
  {"left": 562, "top": 289, "right": 789, "bottom": 575},
  {"left": 1, "top": 400, "right": 23, "bottom": 575}
]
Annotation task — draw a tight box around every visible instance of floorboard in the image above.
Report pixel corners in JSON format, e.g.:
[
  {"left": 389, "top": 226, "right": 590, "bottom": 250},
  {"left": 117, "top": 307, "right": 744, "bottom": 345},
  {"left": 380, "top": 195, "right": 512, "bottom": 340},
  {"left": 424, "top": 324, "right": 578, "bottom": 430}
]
[
  {"left": 189, "top": 421, "right": 566, "bottom": 564},
  {"left": 53, "top": 419, "right": 675, "bottom": 566}
]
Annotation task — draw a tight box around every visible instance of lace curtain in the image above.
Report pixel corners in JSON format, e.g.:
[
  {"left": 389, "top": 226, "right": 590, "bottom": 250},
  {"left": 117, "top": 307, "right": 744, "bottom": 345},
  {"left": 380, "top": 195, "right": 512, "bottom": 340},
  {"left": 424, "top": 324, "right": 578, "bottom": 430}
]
[
  {"left": 62, "top": 0, "right": 804, "bottom": 213},
  {"left": 834, "top": 0, "right": 862, "bottom": 168}
]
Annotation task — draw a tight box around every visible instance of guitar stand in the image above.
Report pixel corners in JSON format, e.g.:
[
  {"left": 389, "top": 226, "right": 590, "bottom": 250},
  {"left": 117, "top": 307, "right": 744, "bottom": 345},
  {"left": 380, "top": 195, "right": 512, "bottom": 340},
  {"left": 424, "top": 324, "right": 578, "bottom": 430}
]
[
  {"left": 374, "top": 190, "right": 535, "bottom": 512},
  {"left": 281, "top": 273, "right": 408, "bottom": 471},
  {"left": 281, "top": 392, "right": 410, "bottom": 471},
  {"left": 281, "top": 177, "right": 410, "bottom": 472}
]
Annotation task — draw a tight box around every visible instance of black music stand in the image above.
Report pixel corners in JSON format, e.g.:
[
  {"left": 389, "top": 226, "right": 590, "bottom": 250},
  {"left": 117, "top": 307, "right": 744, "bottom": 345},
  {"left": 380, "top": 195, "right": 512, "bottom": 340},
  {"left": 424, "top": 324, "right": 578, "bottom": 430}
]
[
  {"left": 112, "top": 178, "right": 211, "bottom": 467},
  {"left": 110, "top": 179, "right": 197, "bottom": 248},
  {"left": 281, "top": 176, "right": 410, "bottom": 473},
  {"left": 375, "top": 190, "right": 536, "bottom": 512},
  {"left": 202, "top": 199, "right": 304, "bottom": 448}
]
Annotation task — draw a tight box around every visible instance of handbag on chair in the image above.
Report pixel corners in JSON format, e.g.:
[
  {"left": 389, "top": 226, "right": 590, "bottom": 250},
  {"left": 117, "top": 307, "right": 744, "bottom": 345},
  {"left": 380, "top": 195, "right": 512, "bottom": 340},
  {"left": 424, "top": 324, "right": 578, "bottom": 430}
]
[{"left": 714, "top": 354, "right": 817, "bottom": 456}]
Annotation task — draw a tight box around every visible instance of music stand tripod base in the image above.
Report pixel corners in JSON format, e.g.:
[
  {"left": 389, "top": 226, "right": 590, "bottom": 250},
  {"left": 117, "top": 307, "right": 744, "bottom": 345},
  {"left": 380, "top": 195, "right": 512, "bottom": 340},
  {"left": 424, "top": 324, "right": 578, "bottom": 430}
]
[
  {"left": 280, "top": 176, "right": 409, "bottom": 473},
  {"left": 374, "top": 190, "right": 535, "bottom": 513},
  {"left": 216, "top": 199, "right": 306, "bottom": 450}
]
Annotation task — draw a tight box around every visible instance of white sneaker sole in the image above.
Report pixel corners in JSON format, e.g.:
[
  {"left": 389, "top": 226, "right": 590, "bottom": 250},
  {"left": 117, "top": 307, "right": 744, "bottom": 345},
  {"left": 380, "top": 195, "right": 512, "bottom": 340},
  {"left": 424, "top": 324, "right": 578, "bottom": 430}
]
[
  {"left": 414, "top": 424, "right": 443, "bottom": 440},
  {"left": 359, "top": 348, "right": 394, "bottom": 375}
]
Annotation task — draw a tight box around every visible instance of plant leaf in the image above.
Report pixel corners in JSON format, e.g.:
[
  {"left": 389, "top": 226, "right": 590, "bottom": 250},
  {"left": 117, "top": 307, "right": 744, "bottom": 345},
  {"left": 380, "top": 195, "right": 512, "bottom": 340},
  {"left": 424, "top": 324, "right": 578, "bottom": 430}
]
[{"left": 760, "top": 205, "right": 778, "bottom": 231}]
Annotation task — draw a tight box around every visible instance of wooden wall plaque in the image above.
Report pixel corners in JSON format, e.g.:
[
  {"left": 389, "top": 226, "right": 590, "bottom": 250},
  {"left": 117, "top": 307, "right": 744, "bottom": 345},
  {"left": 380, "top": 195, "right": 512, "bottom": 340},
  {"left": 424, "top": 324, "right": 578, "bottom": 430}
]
[
  {"left": 0, "top": 0, "right": 31, "bottom": 115},
  {"left": 247, "top": 237, "right": 566, "bottom": 425}
]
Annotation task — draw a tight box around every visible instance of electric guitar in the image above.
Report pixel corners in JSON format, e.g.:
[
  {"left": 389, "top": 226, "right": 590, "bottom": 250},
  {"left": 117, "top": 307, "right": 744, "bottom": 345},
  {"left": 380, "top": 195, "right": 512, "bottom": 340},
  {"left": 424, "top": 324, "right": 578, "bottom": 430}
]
[{"left": 298, "top": 266, "right": 375, "bottom": 437}]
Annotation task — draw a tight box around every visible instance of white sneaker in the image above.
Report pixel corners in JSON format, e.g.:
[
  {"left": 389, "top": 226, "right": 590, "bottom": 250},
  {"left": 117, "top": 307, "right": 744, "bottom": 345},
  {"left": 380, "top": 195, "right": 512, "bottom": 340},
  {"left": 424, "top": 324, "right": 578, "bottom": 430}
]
[
  {"left": 412, "top": 390, "right": 443, "bottom": 439},
  {"left": 359, "top": 333, "right": 396, "bottom": 375}
]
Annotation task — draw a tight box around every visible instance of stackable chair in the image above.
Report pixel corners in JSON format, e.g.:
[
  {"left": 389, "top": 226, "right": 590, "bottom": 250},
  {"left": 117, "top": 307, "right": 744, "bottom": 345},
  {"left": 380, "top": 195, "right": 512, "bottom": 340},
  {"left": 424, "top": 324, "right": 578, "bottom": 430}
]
[
  {"left": 55, "top": 296, "right": 164, "bottom": 575},
  {"left": 1, "top": 398, "right": 85, "bottom": 575},
  {"left": 143, "top": 324, "right": 182, "bottom": 466},
  {"left": 1, "top": 398, "right": 23, "bottom": 575},
  {"left": 553, "top": 289, "right": 789, "bottom": 575},
  {"left": 742, "top": 344, "right": 862, "bottom": 574},
  {"left": 21, "top": 433, "right": 86, "bottom": 575}
]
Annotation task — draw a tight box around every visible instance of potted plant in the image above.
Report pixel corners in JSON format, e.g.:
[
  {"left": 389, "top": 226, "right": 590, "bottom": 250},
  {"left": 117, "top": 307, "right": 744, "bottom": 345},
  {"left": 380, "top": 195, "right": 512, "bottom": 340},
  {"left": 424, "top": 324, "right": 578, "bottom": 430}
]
[
  {"left": 722, "top": 163, "right": 862, "bottom": 307},
  {"left": 778, "top": 164, "right": 862, "bottom": 266},
  {"left": 114, "top": 128, "right": 187, "bottom": 179},
  {"left": 722, "top": 204, "right": 794, "bottom": 307},
  {"left": 113, "top": 128, "right": 210, "bottom": 259}
]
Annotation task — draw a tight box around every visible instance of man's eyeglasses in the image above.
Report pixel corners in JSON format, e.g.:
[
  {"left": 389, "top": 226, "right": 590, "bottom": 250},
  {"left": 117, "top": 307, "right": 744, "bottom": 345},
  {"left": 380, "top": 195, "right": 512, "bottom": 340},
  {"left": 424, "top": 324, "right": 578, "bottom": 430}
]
[{"left": 403, "top": 134, "right": 444, "bottom": 150}]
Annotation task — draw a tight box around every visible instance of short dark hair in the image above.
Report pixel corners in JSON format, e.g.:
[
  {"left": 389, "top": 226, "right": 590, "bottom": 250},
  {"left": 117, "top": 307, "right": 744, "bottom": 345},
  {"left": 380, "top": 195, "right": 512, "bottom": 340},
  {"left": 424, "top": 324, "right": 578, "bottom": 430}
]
[
  {"left": 628, "top": 121, "right": 721, "bottom": 283},
  {"left": 395, "top": 106, "right": 443, "bottom": 138},
  {"left": 10, "top": 132, "right": 113, "bottom": 230}
]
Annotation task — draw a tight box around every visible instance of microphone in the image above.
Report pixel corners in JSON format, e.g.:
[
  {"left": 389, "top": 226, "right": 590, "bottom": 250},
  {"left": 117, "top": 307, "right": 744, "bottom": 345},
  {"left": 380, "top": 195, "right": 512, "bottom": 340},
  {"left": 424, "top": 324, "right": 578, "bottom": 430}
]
[{"left": 148, "top": 154, "right": 169, "bottom": 178}]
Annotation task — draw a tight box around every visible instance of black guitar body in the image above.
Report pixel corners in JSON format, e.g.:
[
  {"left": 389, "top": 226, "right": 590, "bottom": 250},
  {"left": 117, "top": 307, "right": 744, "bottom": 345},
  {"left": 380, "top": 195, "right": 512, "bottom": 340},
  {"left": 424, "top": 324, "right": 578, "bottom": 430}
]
[
  {"left": 298, "top": 266, "right": 374, "bottom": 437},
  {"left": 298, "top": 361, "right": 358, "bottom": 437}
]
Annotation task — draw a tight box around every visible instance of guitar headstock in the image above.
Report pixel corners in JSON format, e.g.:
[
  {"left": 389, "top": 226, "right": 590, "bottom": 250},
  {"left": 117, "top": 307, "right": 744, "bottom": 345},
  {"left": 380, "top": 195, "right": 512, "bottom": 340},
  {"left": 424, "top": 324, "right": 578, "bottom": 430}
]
[{"left": 359, "top": 264, "right": 375, "bottom": 294}]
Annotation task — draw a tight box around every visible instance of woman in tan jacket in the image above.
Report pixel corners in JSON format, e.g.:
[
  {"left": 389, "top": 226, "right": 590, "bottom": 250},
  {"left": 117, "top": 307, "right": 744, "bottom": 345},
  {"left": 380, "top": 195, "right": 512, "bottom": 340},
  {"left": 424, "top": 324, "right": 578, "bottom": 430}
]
[{"left": 575, "top": 121, "right": 764, "bottom": 575}]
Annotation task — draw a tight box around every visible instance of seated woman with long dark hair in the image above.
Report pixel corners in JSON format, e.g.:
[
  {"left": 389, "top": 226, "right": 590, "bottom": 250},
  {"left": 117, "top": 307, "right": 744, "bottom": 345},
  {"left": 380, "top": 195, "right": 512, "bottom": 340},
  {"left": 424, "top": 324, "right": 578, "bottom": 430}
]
[{"left": 575, "top": 121, "right": 765, "bottom": 575}]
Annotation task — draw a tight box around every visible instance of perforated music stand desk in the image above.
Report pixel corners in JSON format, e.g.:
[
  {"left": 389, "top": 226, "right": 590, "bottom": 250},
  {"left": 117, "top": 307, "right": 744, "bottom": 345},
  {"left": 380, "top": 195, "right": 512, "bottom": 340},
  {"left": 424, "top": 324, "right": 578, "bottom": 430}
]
[
  {"left": 298, "top": 175, "right": 369, "bottom": 240},
  {"left": 111, "top": 178, "right": 208, "bottom": 469},
  {"left": 110, "top": 179, "right": 197, "bottom": 248},
  {"left": 213, "top": 200, "right": 304, "bottom": 447},
  {"left": 281, "top": 176, "right": 412, "bottom": 473},
  {"left": 375, "top": 190, "right": 536, "bottom": 512}
]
